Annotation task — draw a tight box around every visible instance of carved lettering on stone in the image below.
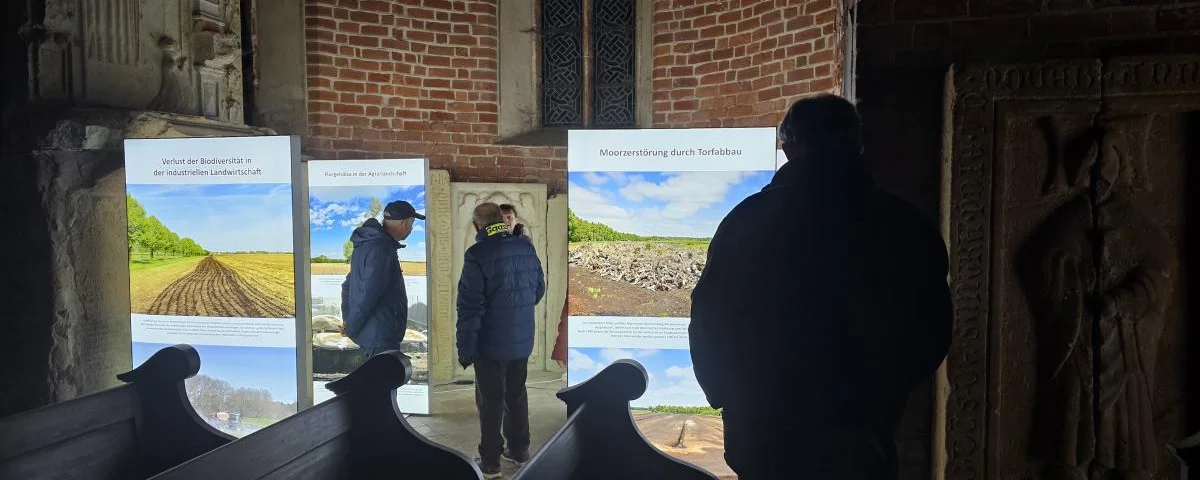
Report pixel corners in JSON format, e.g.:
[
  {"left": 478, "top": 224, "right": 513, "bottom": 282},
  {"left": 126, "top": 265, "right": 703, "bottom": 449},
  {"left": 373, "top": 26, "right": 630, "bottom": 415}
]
[{"left": 427, "top": 171, "right": 455, "bottom": 383}]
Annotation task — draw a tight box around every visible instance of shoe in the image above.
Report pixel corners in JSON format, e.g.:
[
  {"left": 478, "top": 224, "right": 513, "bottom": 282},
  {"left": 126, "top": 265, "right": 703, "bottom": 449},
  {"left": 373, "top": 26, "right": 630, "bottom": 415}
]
[
  {"left": 475, "top": 458, "right": 502, "bottom": 479},
  {"left": 502, "top": 449, "right": 530, "bottom": 465}
]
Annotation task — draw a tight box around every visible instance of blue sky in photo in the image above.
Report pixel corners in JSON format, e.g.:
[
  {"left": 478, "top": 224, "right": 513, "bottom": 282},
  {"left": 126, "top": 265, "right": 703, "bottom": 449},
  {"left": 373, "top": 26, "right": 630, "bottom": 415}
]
[
  {"left": 309, "top": 185, "right": 426, "bottom": 262},
  {"left": 567, "top": 347, "right": 708, "bottom": 408},
  {"left": 126, "top": 183, "right": 293, "bottom": 253},
  {"left": 132, "top": 342, "right": 297, "bottom": 403},
  {"left": 568, "top": 171, "right": 773, "bottom": 238}
]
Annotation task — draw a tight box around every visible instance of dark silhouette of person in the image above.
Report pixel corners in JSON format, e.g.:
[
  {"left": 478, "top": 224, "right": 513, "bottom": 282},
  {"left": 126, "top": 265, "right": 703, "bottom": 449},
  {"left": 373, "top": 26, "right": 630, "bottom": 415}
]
[{"left": 689, "top": 94, "right": 953, "bottom": 479}]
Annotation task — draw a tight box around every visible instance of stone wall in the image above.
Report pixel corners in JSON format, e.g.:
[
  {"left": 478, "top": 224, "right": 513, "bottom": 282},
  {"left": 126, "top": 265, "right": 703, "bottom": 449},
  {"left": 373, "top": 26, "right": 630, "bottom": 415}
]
[
  {"left": 855, "top": 2, "right": 1200, "bottom": 479},
  {"left": 301, "top": 0, "right": 847, "bottom": 192},
  {"left": 29, "top": 0, "right": 247, "bottom": 123}
]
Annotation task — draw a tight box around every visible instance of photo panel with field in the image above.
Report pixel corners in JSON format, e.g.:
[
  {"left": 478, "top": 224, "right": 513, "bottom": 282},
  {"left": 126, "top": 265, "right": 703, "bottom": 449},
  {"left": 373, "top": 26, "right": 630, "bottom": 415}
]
[
  {"left": 566, "top": 127, "right": 777, "bottom": 478},
  {"left": 307, "top": 159, "right": 430, "bottom": 415},
  {"left": 125, "top": 135, "right": 303, "bottom": 429},
  {"left": 132, "top": 342, "right": 297, "bottom": 438}
]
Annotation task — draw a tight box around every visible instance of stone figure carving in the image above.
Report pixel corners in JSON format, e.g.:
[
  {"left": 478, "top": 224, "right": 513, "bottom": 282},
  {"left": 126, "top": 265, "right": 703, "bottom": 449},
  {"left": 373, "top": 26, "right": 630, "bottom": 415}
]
[
  {"left": 1020, "top": 114, "right": 1176, "bottom": 480},
  {"left": 147, "top": 36, "right": 190, "bottom": 113}
]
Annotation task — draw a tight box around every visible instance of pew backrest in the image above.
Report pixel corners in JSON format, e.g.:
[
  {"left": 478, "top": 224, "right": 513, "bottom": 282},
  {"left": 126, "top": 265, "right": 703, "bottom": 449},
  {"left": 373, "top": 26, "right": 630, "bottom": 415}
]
[
  {"left": 149, "top": 351, "right": 483, "bottom": 480},
  {"left": 515, "top": 360, "right": 717, "bottom": 480},
  {"left": 0, "top": 345, "right": 233, "bottom": 480}
]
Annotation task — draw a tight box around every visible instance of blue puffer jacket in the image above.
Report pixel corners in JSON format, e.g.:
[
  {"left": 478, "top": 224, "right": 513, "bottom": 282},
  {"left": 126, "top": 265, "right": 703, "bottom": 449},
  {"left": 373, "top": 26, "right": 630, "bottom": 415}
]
[
  {"left": 456, "top": 223, "right": 546, "bottom": 361},
  {"left": 341, "top": 218, "right": 408, "bottom": 353}
]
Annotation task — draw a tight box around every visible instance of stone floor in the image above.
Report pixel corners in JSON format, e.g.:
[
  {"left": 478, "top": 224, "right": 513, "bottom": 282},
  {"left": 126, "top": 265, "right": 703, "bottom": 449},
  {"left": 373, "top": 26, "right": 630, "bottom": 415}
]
[{"left": 408, "top": 370, "right": 568, "bottom": 478}]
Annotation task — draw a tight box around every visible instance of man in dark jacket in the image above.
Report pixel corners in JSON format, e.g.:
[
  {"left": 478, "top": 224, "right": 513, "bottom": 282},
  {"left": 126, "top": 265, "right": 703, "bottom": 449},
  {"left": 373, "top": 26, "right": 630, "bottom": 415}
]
[
  {"left": 689, "top": 95, "right": 953, "bottom": 479},
  {"left": 341, "top": 200, "right": 424, "bottom": 359},
  {"left": 457, "top": 202, "right": 546, "bottom": 478}
]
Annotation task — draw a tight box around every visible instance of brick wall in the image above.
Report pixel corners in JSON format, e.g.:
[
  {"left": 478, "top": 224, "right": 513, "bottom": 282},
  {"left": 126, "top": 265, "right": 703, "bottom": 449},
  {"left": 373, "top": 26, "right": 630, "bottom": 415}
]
[
  {"left": 303, "top": 0, "right": 845, "bottom": 193},
  {"left": 651, "top": 0, "right": 843, "bottom": 127},
  {"left": 304, "top": 0, "right": 565, "bottom": 190}
]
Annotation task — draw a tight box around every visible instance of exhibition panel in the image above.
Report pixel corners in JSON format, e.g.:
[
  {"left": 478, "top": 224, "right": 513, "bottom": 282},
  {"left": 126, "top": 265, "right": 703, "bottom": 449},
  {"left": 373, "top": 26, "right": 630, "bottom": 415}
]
[
  {"left": 565, "top": 127, "right": 776, "bottom": 471},
  {"left": 308, "top": 159, "right": 431, "bottom": 415},
  {"left": 125, "top": 135, "right": 307, "bottom": 436}
]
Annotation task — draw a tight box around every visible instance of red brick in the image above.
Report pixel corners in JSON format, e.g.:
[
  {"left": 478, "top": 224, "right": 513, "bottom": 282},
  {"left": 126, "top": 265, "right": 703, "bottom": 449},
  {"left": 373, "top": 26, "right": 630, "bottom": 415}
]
[
  {"left": 349, "top": 35, "right": 379, "bottom": 47},
  {"left": 349, "top": 11, "right": 380, "bottom": 23}
]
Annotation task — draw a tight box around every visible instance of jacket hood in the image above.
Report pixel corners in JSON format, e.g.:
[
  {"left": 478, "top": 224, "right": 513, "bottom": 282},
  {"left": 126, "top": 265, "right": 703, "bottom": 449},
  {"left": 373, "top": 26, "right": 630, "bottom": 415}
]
[{"left": 351, "top": 218, "right": 401, "bottom": 247}]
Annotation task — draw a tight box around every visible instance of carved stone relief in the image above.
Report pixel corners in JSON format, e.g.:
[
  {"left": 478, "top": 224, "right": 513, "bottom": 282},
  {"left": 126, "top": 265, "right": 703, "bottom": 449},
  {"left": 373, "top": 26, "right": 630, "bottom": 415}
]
[
  {"left": 426, "top": 170, "right": 455, "bottom": 385},
  {"left": 448, "top": 183, "right": 550, "bottom": 379},
  {"left": 30, "top": 0, "right": 245, "bottom": 124},
  {"left": 943, "top": 57, "right": 1196, "bottom": 480}
]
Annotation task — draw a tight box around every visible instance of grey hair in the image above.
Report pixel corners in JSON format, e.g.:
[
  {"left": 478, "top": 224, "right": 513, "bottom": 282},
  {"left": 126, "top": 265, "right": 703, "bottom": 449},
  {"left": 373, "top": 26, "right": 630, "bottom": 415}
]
[{"left": 473, "top": 202, "right": 504, "bottom": 226}]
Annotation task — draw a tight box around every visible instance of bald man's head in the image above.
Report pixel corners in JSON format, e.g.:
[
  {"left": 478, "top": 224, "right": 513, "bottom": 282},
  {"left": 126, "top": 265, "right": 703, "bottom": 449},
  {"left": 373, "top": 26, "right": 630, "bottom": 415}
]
[{"left": 472, "top": 202, "right": 504, "bottom": 230}]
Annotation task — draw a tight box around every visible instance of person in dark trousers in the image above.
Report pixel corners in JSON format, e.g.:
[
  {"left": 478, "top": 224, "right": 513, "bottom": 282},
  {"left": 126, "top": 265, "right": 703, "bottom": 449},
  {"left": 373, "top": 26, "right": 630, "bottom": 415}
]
[
  {"left": 689, "top": 94, "right": 953, "bottom": 479},
  {"left": 457, "top": 202, "right": 546, "bottom": 479},
  {"left": 341, "top": 201, "right": 424, "bottom": 359}
]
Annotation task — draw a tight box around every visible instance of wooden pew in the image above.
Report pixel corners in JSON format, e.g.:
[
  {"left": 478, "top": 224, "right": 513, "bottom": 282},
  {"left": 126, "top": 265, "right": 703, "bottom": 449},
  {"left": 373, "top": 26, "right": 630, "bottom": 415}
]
[
  {"left": 149, "top": 351, "right": 482, "bottom": 480},
  {"left": 516, "top": 359, "right": 718, "bottom": 480},
  {"left": 1177, "top": 430, "right": 1200, "bottom": 478},
  {"left": 0, "top": 344, "right": 234, "bottom": 480}
]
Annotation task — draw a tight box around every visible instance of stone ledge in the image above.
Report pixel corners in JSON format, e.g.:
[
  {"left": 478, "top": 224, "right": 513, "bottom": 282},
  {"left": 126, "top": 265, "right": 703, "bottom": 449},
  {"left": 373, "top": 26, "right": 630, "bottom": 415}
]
[{"left": 33, "top": 108, "right": 275, "bottom": 151}]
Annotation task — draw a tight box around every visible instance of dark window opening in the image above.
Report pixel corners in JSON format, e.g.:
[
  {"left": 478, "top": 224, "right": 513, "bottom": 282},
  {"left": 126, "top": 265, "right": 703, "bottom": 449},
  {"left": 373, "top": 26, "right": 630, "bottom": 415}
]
[{"left": 539, "top": 0, "right": 636, "bottom": 129}]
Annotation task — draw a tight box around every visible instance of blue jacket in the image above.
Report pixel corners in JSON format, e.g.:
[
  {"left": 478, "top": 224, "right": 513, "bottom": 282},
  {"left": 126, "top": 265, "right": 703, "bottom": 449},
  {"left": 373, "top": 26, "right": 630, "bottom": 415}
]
[
  {"left": 341, "top": 218, "right": 408, "bottom": 353},
  {"left": 456, "top": 223, "right": 546, "bottom": 361}
]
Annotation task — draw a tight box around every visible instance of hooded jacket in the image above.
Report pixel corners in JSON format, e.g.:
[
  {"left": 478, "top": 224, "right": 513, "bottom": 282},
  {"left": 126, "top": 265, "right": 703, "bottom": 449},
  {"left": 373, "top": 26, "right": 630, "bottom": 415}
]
[
  {"left": 689, "top": 156, "right": 952, "bottom": 476},
  {"left": 456, "top": 222, "right": 546, "bottom": 361},
  {"left": 341, "top": 218, "right": 408, "bottom": 353}
]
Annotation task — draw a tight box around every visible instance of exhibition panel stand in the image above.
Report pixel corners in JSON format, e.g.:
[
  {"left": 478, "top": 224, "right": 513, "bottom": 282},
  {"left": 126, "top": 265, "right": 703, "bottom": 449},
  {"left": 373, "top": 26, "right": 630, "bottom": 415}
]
[
  {"left": 307, "top": 158, "right": 432, "bottom": 415},
  {"left": 124, "top": 136, "right": 309, "bottom": 437},
  {"left": 564, "top": 127, "right": 777, "bottom": 473}
]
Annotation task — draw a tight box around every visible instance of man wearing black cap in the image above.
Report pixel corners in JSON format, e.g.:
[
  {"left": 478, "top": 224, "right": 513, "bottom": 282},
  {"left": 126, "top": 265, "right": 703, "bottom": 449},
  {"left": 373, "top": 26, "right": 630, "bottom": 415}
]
[{"left": 341, "top": 200, "right": 425, "bottom": 359}]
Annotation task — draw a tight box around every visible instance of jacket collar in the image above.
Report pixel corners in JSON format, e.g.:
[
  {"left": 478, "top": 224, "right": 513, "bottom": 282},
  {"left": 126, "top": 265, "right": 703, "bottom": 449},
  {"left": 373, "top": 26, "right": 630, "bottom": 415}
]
[
  {"left": 766, "top": 153, "right": 873, "bottom": 193},
  {"left": 474, "top": 222, "right": 511, "bottom": 242}
]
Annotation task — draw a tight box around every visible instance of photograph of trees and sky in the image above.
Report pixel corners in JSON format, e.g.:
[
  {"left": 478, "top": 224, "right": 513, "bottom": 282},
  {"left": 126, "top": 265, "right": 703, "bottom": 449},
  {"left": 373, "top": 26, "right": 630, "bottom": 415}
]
[
  {"left": 308, "top": 185, "right": 426, "bottom": 275},
  {"left": 127, "top": 184, "right": 295, "bottom": 318},
  {"left": 567, "top": 171, "right": 773, "bottom": 318},
  {"left": 132, "top": 342, "right": 296, "bottom": 437}
]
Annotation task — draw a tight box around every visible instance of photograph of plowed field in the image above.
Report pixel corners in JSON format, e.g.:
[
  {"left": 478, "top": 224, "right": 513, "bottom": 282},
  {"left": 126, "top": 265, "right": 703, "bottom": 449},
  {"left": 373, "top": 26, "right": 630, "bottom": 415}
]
[
  {"left": 135, "top": 253, "right": 295, "bottom": 318},
  {"left": 310, "top": 261, "right": 427, "bottom": 276},
  {"left": 633, "top": 412, "right": 734, "bottom": 479}
]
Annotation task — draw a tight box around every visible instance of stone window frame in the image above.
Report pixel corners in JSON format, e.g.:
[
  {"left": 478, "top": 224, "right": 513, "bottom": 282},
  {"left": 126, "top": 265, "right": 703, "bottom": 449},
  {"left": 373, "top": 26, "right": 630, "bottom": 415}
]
[{"left": 496, "top": 0, "right": 652, "bottom": 147}]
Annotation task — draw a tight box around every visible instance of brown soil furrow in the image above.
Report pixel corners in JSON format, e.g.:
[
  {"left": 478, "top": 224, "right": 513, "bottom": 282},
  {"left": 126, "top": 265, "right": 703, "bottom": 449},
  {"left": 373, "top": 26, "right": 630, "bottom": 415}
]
[
  {"left": 189, "top": 257, "right": 220, "bottom": 316},
  {"left": 211, "top": 261, "right": 249, "bottom": 317},
  {"left": 146, "top": 256, "right": 292, "bottom": 318},
  {"left": 212, "top": 259, "right": 264, "bottom": 317},
  {"left": 214, "top": 258, "right": 291, "bottom": 317},
  {"left": 219, "top": 263, "right": 277, "bottom": 316}
]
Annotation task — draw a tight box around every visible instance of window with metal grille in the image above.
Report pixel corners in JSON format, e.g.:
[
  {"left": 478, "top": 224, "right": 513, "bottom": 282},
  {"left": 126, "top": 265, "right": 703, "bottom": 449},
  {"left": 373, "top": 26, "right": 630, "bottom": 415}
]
[{"left": 539, "top": 0, "right": 636, "bottom": 129}]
